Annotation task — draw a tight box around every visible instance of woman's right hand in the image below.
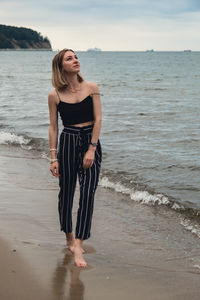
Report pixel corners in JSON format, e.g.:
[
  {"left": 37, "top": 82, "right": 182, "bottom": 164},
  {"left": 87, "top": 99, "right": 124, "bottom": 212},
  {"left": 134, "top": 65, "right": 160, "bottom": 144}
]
[{"left": 50, "top": 161, "right": 60, "bottom": 178}]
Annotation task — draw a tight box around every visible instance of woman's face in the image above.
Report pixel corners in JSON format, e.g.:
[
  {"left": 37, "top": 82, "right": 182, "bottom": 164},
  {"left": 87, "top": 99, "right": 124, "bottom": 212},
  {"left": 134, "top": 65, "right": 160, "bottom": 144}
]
[{"left": 62, "top": 50, "right": 80, "bottom": 74}]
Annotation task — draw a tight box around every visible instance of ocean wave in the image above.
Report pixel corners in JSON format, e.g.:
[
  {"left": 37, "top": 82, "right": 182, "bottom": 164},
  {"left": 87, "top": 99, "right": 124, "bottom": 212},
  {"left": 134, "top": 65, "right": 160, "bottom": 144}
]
[
  {"left": 99, "top": 176, "right": 200, "bottom": 217},
  {"left": 173, "top": 138, "right": 200, "bottom": 145},
  {"left": 144, "top": 87, "right": 167, "bottom": 91},
  {"left": 0, "top": 131, "right": 31, "bottom": 147},
  {"left": 0, "top": 130, "right": 48, "bottom": 152},
  {"left": 180, "top": 218, "right": 200, "bottom": 239},
  {"left": 193, "top": 265, "right": 200, "bottom": 270},
  {"left": 163, "top": 164, "right": 200, "bottom": 172},
  {"left": 100, "top": 176, "right": 171, "bottom": 206},
  {"left": 99, "top": 175, "right": 200, "bottom": 239},
  {"left": 39, "top": 123, "right": 50, "bottom": 127}
]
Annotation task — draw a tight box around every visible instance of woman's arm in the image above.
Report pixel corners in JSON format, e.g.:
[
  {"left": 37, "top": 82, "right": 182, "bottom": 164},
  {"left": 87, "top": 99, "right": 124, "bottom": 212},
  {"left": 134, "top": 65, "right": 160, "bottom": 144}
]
[
  {"left": 83, "top": 83, "right": 102, "bottom": 169},
  {"left": 48, "top": 91, "right": 60, "bottom": 177},
  {"left": 89, "top": 83, "right": 102, "bottom": 147}
]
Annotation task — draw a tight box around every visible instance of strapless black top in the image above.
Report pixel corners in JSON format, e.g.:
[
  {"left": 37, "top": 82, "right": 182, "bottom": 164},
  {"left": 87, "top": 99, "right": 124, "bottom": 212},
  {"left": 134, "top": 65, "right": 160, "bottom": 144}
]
[{"left": 57, "top": 95, "right": 94, "bottom": 126}]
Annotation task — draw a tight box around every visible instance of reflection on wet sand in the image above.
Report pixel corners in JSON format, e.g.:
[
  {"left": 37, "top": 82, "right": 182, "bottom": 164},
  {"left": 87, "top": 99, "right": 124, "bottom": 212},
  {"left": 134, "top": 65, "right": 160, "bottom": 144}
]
[{"left": 52, "top": 250, "right": 85, "bottom": 300}]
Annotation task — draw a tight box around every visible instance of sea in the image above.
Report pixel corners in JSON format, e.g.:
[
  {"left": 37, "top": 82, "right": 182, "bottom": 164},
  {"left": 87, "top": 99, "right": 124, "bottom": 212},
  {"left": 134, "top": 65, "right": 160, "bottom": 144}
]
[{"left": 0, "top": 50, "right": 200, "bottom": 235}]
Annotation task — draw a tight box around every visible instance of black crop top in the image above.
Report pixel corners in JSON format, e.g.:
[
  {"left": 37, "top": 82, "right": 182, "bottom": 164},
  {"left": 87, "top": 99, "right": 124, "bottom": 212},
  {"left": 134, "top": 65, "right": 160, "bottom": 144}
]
[{"left": 57, "top": 95, "right": 94, "bottom": 126}]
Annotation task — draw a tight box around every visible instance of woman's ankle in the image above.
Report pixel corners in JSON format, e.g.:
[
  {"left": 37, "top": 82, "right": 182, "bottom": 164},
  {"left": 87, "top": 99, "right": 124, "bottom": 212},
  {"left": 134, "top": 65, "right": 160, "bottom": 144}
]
[
  {"left": 66, "top": 232, "right": 74, "bottom": 240},
  {"left": 74, "top": 238, "right": 83, "bottom": 246}
]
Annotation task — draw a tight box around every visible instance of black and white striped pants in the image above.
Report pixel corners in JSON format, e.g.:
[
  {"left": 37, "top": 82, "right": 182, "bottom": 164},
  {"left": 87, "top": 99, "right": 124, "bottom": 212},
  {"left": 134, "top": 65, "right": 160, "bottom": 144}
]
[{"left": 57, "top": 124, "right": 102, "bottom": 240}]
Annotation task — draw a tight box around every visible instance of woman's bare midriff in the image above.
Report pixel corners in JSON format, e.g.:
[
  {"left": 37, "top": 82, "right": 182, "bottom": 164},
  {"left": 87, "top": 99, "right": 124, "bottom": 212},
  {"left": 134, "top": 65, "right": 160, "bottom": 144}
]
[{"left": 71, "top": 121, "right": 94, "bottom": 127}]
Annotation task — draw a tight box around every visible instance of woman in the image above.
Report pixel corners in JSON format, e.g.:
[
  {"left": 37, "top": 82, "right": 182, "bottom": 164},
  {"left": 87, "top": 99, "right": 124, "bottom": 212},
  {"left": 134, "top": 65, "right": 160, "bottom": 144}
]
[{"left": 48, "top": 49, "right": 102, "bottom": 268}]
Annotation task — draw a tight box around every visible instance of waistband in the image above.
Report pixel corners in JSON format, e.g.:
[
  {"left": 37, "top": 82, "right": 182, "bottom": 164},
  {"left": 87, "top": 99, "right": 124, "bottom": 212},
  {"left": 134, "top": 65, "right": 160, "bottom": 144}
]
[{"left": 62, "top": 124, "right": 94, "bottom": 135}]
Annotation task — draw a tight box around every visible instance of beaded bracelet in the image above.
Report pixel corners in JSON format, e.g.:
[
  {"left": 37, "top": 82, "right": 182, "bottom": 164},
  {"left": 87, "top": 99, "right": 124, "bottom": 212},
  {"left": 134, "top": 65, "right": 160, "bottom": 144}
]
[
  {"left": 50, "top": 158, "right": 58, "bottom": 164},
  {"left": 50, "top": 148, "right": 57, "bottom": 152}
]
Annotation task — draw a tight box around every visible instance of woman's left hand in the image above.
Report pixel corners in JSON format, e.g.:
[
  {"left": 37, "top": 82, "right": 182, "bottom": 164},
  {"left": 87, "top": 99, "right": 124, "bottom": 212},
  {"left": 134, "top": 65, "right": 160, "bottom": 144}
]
[{"left": 83, "top": 149, "right": 95, "bottom": 169}]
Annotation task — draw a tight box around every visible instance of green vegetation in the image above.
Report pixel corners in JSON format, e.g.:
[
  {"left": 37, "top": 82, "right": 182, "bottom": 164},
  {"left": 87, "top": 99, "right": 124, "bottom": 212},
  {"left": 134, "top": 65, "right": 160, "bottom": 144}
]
[{"left": 0, "top": 24, "right": 52, "bottom": 49}]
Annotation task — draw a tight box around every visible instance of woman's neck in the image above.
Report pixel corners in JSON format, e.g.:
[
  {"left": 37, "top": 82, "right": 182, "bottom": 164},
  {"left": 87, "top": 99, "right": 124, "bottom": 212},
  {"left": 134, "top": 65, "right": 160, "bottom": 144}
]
[{"left": 64, "top": 74, "right": 81, "bottom": 92}]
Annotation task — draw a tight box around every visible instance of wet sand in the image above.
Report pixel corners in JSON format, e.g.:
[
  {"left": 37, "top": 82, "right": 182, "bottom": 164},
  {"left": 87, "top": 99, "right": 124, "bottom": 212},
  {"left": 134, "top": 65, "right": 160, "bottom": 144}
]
[
  {"left": 0, "top": 145, "right": 200, "bottom": 300},
  {"left": 0, "top": 238, "right": 52, "bottom": 300}
]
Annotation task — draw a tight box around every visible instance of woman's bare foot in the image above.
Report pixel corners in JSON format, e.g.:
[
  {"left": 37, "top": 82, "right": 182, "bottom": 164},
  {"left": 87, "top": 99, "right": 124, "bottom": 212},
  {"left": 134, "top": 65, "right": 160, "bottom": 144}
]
[
  {"left": 66, "top": 233, "right": 85, "bottom": 253},
  {"left": 73, "top": 246, "right": 87, "bottom": 268},
  {"left": 73, "top": 238, "right": 87, "bottom": 268},
  {"left": 80, "top": 247, "right": 85, "bottom": 254}
]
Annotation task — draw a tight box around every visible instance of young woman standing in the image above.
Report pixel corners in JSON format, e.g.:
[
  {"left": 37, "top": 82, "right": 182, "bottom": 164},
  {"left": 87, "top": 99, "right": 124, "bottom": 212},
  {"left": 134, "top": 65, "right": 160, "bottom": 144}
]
[{"left": 48, "top": 49, "right": 102, "bottom": 268}]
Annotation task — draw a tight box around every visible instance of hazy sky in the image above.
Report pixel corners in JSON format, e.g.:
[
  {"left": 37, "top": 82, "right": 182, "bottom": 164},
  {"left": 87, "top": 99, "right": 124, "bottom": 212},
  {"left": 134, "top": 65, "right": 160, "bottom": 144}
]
[{"left": 1, "top": 0, "right": 200, "bottom": 50}]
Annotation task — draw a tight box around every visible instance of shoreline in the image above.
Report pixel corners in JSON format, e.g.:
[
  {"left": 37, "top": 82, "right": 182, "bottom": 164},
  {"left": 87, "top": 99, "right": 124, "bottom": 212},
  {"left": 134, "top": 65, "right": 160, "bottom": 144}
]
[
  {"left": 1, "top": 145, "right": 200, "bottom": 299},
  {"left": 0, "top": 130, "right": 199, "bottom": 221}
]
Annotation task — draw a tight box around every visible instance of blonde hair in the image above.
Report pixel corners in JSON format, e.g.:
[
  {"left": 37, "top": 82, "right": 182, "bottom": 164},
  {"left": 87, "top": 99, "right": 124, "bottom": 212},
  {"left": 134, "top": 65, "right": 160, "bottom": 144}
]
[{"left": 52, "top": 48, "right": 84, "bottom": 90}]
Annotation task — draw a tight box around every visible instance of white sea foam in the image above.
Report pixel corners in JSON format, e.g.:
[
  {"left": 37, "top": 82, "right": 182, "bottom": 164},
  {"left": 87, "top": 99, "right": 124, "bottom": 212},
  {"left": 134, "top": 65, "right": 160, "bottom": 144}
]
[
  {"left": 100, "top": 176, "right": 131, "bottom": 194},
  {"left": 99, "top": 176, "right": 170, "bottom": 206},
  {"left": 0, "top": 131, "right": 31, "bottom": 146},
  {"left": 180, "top": 218, "right": 200, "bottom": 239},
  {"left": 130, "top": 191, "right": 169, "bottom": 206},
  {"left": 100, "top": 176, "right": 200, "bottom": 240},
  {"left": 171, "top": 202, "right": 185, "bottom": 211},
  {"left": 193, "top": 264, "right": 200, "bottom": 270}
]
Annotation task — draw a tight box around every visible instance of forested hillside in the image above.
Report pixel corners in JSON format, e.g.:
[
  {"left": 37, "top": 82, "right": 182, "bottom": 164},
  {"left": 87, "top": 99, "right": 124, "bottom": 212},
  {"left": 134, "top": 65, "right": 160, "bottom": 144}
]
[{"left": 0, "top": 25, "right": 52, "bottom": 49}]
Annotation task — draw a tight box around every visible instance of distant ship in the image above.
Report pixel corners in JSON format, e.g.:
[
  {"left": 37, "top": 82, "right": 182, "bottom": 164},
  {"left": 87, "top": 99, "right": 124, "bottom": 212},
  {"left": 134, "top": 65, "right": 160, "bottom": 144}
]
[
  {"left": 87, "top": 47, "right": 102, "bottom": 52},
  {"left": 146, "top": 49, "right": 154, "bottom": 52},
  {"left": 183, "top": 49, "right": 192, "bottom": 52}
]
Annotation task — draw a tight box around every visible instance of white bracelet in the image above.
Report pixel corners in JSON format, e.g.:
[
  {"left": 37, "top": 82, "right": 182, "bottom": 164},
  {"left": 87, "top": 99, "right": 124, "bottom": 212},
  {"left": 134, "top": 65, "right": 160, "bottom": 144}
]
[
  {"left": 50, "top": 158, "right": 58, "bottom": 164},
  {"left": 50, "top": 148, "right": 57, "bottom": 152}
]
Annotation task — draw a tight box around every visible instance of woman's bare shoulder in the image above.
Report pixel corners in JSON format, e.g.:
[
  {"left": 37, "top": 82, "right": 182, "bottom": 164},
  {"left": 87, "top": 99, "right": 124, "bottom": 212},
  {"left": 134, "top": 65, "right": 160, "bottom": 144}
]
[
  {"left": 86, "top": 81, "right": 100, "bottom": 94},
  {"left": 86, "top": 81, "right": 99, "bottom": 89},
  {"left": 48, "top": 89, "right": 57, "bottom": 98},
  {"left": 48, "top": 89, "right": 59, "bottom": 105}
]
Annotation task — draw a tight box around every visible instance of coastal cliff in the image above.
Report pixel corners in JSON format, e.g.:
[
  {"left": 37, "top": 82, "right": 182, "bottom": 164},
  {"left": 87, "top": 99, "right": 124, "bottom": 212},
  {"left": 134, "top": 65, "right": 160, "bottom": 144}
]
[{"left": 0, "top": 24, "right": 52, "bottom": 50}]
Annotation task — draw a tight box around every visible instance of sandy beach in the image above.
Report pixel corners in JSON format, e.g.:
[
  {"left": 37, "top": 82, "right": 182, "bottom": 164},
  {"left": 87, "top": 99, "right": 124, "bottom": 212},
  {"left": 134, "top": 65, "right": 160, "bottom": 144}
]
[{"left": 0, "top": 144, "right": 200, "bottom": 300}]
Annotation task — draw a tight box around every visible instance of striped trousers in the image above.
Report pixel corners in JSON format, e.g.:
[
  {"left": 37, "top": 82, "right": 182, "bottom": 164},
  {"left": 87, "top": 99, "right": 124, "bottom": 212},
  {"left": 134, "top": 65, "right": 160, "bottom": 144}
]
[{"left": 57, "top": 124, "right": 102, "bottom": 240}]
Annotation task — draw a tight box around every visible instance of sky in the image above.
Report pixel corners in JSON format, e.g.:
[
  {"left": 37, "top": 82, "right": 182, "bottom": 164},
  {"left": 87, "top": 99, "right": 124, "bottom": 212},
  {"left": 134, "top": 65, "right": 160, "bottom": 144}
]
[{"left": 0, "top": 0, "right": 200, "bottom": 51}]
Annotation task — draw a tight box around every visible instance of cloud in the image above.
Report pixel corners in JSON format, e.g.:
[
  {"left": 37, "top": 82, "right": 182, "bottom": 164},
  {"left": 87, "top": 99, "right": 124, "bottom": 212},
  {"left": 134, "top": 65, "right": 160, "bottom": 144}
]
[
  {"left": 0, "top": 0, "right": 200, "bottom": 50},
  {"left": 38, "top": 11, "right": 200, "bottom": 51},
  {"left": 1, "top": 0, "right": 200, "bottom": 24}
]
